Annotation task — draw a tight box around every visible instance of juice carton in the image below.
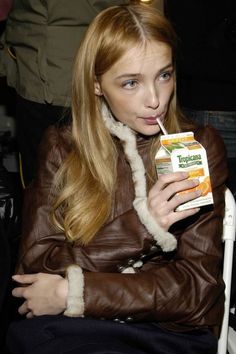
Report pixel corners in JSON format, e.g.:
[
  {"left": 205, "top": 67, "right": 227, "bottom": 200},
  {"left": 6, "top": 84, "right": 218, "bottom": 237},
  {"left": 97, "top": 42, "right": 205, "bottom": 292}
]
[{"left": 155, "top": 131, "right": 213, "bottom": 211}]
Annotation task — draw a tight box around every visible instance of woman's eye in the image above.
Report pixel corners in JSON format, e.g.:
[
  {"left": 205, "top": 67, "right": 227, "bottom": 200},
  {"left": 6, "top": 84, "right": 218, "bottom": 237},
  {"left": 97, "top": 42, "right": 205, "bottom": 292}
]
[
  {"left": 159, "top": 71, "right": 173, "bottom": 81},
  {"left": 122, "top": 79, "right": 138, "bottom": 89}
]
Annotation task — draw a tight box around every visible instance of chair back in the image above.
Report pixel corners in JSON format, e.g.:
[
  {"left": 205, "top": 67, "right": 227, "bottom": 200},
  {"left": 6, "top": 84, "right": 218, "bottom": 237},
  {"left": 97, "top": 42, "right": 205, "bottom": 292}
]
[{"left": 218, "top": 188, "right": 236, "bottom": 354}]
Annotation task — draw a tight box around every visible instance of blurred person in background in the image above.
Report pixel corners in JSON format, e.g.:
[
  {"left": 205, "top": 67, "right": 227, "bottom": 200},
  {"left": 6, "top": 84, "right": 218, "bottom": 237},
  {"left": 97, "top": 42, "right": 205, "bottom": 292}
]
[{"left": 0, "top": 0, "right": 131, "bottom": 186}]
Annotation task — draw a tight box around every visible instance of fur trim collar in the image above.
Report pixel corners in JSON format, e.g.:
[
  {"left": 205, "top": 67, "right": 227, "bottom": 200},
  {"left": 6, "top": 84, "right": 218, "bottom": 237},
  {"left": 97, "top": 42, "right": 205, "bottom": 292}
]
[{"left": 102, "top": 104, "right": 177, "bottom": 252}]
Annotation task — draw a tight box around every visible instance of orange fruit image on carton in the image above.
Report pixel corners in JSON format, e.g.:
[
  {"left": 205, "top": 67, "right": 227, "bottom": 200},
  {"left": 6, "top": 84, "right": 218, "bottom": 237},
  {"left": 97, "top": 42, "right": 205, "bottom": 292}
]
[
  {"left": 197, "top": 176, "right": 212, "bottom": 196},
  {"left": 155, "top": 132, "right": 213, "bottom": 211}
]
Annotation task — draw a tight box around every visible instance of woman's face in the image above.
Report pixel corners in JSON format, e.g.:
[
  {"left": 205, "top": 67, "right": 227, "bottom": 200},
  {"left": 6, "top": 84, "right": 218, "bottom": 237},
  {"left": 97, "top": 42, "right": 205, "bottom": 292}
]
[{"left": 95, "top": 40, "right": 174, "bottom": 136}]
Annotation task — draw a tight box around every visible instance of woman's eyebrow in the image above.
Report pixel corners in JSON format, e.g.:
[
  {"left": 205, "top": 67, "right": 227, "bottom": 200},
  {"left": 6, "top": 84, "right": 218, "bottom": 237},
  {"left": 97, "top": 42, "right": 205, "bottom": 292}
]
[
  {"left": 159, "top": 63, "right": 173, "bottom": 72},
  {"left": 115, "top": 63, "right": 173, "bottom": 80},
  {"left": 115, "top": 73, "right": 141, "bottom": 80}
]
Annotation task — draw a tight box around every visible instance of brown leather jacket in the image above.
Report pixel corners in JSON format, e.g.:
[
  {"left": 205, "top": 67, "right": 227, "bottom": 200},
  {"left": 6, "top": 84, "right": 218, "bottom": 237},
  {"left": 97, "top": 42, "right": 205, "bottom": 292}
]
[{"left": 16, "top": 123, "right": 228, "bottom": 333}]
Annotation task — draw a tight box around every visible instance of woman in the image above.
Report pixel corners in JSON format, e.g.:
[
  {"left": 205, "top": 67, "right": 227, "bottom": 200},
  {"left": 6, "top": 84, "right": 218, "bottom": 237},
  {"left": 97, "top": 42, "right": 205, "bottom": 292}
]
[{"left": 7, "top": 4, "right": 227, "bottom": 354}]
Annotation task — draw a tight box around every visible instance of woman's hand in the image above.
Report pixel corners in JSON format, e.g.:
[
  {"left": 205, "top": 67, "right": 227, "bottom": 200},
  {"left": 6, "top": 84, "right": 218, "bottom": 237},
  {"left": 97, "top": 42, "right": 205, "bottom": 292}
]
[
  {"left": 12, "top": 273, "right": 68, "bottom": 319},
  {"left": 148, "top": 172, "right": 201, "bottom": 231}
]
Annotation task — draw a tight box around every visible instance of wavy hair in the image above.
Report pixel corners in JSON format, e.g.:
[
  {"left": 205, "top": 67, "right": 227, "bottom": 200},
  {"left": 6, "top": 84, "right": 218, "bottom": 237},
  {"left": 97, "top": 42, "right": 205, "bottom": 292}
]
[{"left": 52, "top": 4, "right": 190, "bottom": 244}]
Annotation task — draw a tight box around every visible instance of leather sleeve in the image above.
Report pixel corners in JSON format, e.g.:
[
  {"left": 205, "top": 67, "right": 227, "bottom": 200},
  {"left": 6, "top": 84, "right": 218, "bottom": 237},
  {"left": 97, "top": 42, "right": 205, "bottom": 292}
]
[
  {"left": 16, "top": 125, "right": 75, "bottom": 275},
  {"left": 83, "top": 126, "right": 227, "bottom": 329}
]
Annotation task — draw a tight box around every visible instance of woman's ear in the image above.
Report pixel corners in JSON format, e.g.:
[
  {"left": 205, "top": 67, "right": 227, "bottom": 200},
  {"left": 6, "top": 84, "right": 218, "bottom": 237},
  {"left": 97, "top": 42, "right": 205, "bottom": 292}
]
[{"left": 94, "top": 81, "right": 103, "bottom": 96}]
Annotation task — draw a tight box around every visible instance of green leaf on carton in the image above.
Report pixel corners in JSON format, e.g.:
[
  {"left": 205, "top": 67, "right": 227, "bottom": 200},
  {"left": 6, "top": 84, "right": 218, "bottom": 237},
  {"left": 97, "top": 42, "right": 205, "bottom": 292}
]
[{"left": 165, "top": 143, "right": 184, "bottom": 153}]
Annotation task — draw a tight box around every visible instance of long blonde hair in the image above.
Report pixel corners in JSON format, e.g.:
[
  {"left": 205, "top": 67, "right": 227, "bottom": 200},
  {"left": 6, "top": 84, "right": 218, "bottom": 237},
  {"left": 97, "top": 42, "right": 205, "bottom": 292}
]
[{"left": 52, "top": 4, "right": 187, "bottom": 244}]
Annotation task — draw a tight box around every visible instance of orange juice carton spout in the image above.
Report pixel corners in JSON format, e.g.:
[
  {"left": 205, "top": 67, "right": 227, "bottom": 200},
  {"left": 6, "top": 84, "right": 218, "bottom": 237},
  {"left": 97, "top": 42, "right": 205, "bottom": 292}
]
[{"left": 155, "top": 131, "right": 213, "bottom": 211}]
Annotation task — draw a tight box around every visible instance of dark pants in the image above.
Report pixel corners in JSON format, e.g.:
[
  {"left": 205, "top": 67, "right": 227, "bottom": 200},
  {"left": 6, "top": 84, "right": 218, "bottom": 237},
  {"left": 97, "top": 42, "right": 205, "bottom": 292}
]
[
  {"left": 6, "top": 315, "right": 217, "bottom": 354},
  {"left": 15, "top": 95, "right": 71, "bottom": 186}
]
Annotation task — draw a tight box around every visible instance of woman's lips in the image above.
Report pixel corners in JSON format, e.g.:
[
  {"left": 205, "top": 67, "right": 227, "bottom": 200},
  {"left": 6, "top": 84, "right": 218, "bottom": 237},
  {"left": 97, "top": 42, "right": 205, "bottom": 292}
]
[
  {"left": 145, "top": 118, "right": 158, "bottom": 125},
  {"left": 143, "top": 115, "right": 164, "bottom": 125}
]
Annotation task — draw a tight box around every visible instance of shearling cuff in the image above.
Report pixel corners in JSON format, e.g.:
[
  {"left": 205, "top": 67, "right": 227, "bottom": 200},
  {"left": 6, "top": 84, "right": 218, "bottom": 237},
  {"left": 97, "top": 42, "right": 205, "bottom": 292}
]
[{"left": 64, "top": 265, "right": 85, "bottom": 317}]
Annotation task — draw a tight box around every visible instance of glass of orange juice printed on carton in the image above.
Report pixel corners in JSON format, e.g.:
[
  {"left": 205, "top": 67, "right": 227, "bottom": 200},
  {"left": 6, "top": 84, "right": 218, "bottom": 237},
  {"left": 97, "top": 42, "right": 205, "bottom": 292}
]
[{"left": 155, "top": 131, "right": 213, "bottom": 211}]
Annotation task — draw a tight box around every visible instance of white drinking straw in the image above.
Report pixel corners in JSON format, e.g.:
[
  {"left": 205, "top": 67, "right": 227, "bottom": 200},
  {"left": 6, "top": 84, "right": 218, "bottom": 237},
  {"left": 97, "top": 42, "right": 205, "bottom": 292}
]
[{"left": 156, "top": 117, "right": 168, "bottom": 135}]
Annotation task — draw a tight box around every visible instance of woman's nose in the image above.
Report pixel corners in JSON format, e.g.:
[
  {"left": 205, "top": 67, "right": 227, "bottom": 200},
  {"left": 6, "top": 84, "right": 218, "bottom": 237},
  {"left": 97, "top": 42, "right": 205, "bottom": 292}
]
[{"left": 144, "top": 86, "right": 159, "bottom": 109}]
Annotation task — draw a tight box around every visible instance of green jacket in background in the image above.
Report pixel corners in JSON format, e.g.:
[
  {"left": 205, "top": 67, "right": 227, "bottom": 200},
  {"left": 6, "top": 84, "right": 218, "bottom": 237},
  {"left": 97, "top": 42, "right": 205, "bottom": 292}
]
[{"left": 0, "top": 0, "right": 129, "bottom": 106}]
